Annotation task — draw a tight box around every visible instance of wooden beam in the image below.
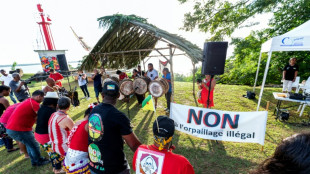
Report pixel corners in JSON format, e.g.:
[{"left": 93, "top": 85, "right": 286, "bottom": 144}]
[
  {"left": 169, "top": 45, "right": 175, "bottom": 102},
  {"left": 192, "top": 61, "right": 198, "bottom": 106},
  {"left": 90, "top": 47, "right": 171, "bottom": 55},
  {"left": 156, "top": 50, "right": 170, "bottom": 62}
]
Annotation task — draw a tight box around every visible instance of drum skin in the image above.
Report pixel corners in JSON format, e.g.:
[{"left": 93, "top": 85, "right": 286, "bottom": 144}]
[
  {"left": 120, "top": 79, "right": 134, "bottom": 96},
  {"left": 149, "top": 80, "right": 168, "bottom": 98},
  {"left": 133, "top": 77, "right": 150, "bottom": 95}
]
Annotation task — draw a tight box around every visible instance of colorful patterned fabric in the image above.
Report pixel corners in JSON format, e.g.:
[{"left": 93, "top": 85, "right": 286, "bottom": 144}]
[
  {"left": 63, "top": 148, "right": 90, "bottom": 174},
  {"left": 41, "top": 142, "right": 64, "bottom": 168}
]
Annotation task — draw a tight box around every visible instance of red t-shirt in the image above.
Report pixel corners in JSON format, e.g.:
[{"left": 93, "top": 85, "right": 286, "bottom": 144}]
[
  {"left": 49, "top": 73, "right": 64, "bottom": 87},
  {"left": 68, "top": 120, "right": 88, "bottom": 152},
  {"left": 6, "top": 98, "right": 40, "bottom": 131},
  {"left": 133, "top": 145, "right": 195, "bottom": 174},
  {"left": 0, "top": 103, "right": 20, "bottom": 127},
  {"left": 119, "top": 72, "right": 128, "bottom": 81}
]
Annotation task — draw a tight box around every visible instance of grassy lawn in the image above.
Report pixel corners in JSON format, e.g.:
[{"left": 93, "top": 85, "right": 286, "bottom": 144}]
[{"left": 1, "top": 75, "right": 310, "bottom": 174}]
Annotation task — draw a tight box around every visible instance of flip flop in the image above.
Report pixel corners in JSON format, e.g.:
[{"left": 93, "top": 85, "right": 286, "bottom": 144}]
[{"left": 7, "top": 147, "right": 20, "bottom": 153}]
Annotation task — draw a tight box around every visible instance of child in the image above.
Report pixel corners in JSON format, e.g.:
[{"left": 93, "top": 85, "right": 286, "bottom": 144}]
[{"left": 63, "top": 103, "right": 98, "bottom": 174}]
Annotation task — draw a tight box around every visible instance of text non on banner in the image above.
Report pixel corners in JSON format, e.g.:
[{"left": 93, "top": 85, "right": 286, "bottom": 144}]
[{"left": 170, "top": 103, "right": 268, "bottom": 145}]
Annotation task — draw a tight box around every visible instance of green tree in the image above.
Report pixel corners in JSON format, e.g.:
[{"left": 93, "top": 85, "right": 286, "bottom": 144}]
[
  {"left": 179, "top": 0, "right": 310, "bottom": 41},
  {"left": 218, "top": 0, "right": 310, "bottom": 85}
]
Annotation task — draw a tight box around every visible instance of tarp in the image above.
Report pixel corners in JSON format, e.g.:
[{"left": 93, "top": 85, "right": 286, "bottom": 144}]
[
  {"left": 261, "top": 20, "right": 310, "bottom": 52},
  {"left": 255, "top": 20, "right": 310, "bottom": 111}
]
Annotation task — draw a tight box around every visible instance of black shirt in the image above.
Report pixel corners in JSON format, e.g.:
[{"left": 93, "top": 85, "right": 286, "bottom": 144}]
[
  {"left": 138, "top": 70, "right": 145, "bottom": 77},
  {"left": 88, "top": 103, "right": 132, "bottom": 173},
  {"left": 94, "top": 74, "right": 102, "bottom": 88},
  {"left": 35, "top": 105, "right": 56, "bottom": 134},
  {"left": 283, "top": 64, "right": 299, "bottom": 81}
]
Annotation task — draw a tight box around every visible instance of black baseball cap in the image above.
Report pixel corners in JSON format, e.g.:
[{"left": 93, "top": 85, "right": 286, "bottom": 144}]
[
  {"left": 153, "top": 116, "right": 175, "bottom": 138},
  {"left": 102, "top": 81, "right": 119, "bottom": 97}
]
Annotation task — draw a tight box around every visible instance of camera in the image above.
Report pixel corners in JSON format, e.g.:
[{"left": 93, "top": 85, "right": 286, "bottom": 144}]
[{"left": 21, "top": 80, "right": 31, "bottom": 85}]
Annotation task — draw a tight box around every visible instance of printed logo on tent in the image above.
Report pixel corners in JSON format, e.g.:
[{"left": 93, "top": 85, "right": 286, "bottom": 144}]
[
  {"left": 89, "top": 113, "right": 104, "bottom": 141},
  {"left": 281, "top": 37, "right": 304, "bottom": 47}
]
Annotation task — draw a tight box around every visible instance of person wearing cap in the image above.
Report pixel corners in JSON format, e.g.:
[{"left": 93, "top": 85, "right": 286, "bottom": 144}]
[
  {"left": 6, "top": 90, "right": 50, "bottom": 167},
  {"left": 34, "top": 92, "right": 63, "bottom": 173},
  {"left": 0, "top": 69, "right": 17, "bottom": 103},
  {"left": 133, "top": 116, "right": 195, "bottom": 174},
  {"left": 282, "top": 57, "right": 298, "bottom": 93},
  {"left": 49, "top": 69, "right": 64, "bottom": 87},
  {"left": 9, "top": 73, "right": 30, "bottom": 102},
  {"left": 43, "top": 78, "right": 60, "bottom": 94},
  {"left": 88, "top": 81, "right": 141, "bottom": 174}
]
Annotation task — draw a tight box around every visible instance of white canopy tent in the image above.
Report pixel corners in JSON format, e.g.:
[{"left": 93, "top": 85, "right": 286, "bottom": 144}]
[{"left": 253, "top": 20, "right": 310, "bottom": 111}]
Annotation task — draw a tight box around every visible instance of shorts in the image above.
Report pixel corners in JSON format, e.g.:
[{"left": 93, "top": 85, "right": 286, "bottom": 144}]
[{"left": 94, "top": 86, "right": 102, "bottom": 98}]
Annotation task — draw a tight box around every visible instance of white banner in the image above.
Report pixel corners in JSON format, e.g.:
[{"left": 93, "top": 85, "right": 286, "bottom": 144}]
[{"left": 170, "top": 103, "right": 268, "bottom": 145}]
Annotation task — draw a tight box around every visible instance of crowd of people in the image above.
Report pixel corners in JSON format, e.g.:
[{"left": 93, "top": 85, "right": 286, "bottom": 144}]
[
  {"left": 0, "top": 74, "right": 194, "bottom": 173},
  {"left": 1, "top": 61, "right": 310, "bottom": 174}
]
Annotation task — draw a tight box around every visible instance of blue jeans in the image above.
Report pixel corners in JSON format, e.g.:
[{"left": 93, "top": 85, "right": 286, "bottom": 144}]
[
  {"left": 94, "top": 86, "right": 102, "bottom": 98},
  {"left": 6, "top": 129, "right": 42, "bottom": 165},
  {"left": 10, "top": 90, "right": 17, "bottom": 104},
  {"left": 80, "top": 84, "right": 90, "bottom": 97}
]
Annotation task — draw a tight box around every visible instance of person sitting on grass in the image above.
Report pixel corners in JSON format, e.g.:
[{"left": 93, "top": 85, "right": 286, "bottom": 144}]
[
  {"left": 43, "top": 78, "right": 60, "bottom": 94},
  {"left": 64, "top": 102, "right": 98, "bottom": 174},
  {"left": 48, "top": 97, "right": 74, "bottom": 159},
  {"left": 251, "top": 132, "right": 310, "bottom": 174},
  {"left": 6, "top": 90, "right": 49, "bottom": 167},
  {"left": 34, "top": 92, "right": 63, "bottom": 173},
  {"left": 132, "top": 116, "right": 195, "bottom": 174},
  {"left": 0, "top": 85, "right": 19, "bottom": 153}
]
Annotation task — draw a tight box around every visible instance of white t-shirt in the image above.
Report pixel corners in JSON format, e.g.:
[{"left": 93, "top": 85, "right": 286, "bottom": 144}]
[
  {"left": 78, "top": 74, "right": 87, "bottom": 86},
  {"left": 147, "top": 69, "right": 158, "bottom": 80},
  {"left": 0, "top": 74, "right": 13, "bottom": 86}
]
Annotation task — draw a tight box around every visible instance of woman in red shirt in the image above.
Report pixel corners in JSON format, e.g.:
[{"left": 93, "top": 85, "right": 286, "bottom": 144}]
[
  {"left": 199, "top": 75, "right": 216, "bottom": 108},
  {"left": 49, "top": 69, "right": 64, "bottom": 87}
]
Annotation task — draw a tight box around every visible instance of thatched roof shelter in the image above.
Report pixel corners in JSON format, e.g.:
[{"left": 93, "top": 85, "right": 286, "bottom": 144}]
[
  {"left": 81, "top": 14, "right": 202, "bottom": 105},
  {"left": 80, "top": 14, "right": 202, "bottom": 70}
]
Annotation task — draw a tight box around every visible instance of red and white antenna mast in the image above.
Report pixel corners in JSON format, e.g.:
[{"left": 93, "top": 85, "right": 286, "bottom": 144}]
[{"left": 37, "top": 4, "right": 55, "bottom": 50}]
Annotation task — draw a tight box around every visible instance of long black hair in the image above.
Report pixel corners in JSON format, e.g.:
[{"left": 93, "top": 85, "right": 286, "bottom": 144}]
[{"left": 251, "top": 132, "right": 310, "bottom": 174}]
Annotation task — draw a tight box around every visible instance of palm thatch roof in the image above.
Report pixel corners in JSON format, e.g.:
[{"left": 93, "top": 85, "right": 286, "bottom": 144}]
[{"left": 81, "top": 14, "right": 202, "bottom": 70}]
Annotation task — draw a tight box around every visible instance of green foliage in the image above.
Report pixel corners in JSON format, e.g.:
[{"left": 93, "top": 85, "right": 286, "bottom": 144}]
[
  {"left": 179, "top": 0, "right": 281, "bottom": 41},
  {"left": 11, "top": 61, "right": 17, "bottom": 71},
  {"left": 180, "top": 0, "right": 310, "bottom": 85}
]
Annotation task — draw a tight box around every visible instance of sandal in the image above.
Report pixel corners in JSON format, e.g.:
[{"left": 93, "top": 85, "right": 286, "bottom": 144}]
[{"left": 7, "top": 147, "right": 20, "bottom": 153}]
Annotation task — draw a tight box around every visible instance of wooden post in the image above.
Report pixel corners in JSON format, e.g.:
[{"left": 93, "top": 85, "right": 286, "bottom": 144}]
[
  {"left": 261, "top": 146, "right": 264, "bottom": 152},
  {"left": 139, "top": 51, "right": 142, "bottom": 68},
  {"left": 266, "top": 101, "right": 270, "bottom": 111},
  {"left": 169, "top": 45, "right": 175, "bottom": 102},
  {"left": 192, "top": 61, "right": 198, "bottom": 106}
]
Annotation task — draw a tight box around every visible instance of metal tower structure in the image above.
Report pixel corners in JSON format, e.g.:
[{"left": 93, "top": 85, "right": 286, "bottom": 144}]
[{"left": 37, "top": 4, "right": 55, "bottom": 50}]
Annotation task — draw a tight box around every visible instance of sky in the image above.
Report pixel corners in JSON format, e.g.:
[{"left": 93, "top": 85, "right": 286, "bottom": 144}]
[{"left": 0, "top": 0, "right": 272, "bottom": 75}]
